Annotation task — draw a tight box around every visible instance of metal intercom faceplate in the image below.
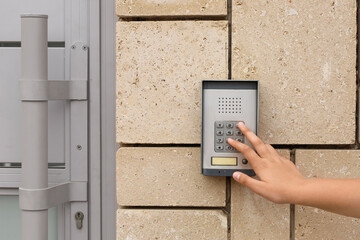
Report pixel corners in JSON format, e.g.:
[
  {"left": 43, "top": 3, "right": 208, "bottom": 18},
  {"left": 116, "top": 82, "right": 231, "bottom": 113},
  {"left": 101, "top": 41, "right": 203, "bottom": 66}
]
[{"left": 201, "top": 80, "right": 259, "bottom": 176}]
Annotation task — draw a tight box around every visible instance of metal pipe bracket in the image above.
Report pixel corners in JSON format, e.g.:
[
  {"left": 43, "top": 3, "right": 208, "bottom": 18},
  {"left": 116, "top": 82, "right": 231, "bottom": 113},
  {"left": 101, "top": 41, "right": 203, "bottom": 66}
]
[
  {"left": 19, "top": 80, "right": 87, "bottom": 101},
  {"left": 19, "top": 41, "right": 88, "bottom": 101}
]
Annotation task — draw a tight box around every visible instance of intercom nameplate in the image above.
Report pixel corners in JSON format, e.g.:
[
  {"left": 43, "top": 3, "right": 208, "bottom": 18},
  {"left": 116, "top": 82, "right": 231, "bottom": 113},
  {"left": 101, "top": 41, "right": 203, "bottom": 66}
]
[
  {"left": 211, "top": 157, "right": 237, "bottom": 166},
  {"left": 201, "top": 80, "right": 258, "bottom": 176}
]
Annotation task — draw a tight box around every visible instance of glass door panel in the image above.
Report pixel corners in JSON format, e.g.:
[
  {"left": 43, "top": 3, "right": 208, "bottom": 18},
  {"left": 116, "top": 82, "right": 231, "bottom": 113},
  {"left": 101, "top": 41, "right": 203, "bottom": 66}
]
[{"left": 0, "top": 196, "right": 58, "bottom": 240}]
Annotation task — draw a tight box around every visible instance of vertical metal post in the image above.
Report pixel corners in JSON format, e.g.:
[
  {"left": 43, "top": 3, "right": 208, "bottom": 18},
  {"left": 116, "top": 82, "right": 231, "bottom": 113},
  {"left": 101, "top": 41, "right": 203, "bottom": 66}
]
[{"left": 21, "top": 14, "right": 48, "bottom": 240}]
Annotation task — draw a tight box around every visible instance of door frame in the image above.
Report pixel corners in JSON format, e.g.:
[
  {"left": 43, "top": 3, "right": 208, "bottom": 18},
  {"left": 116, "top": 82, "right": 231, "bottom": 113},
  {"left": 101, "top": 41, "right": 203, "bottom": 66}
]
[{"left": 89, "top": 0, "right": 117, "bottom": 239}]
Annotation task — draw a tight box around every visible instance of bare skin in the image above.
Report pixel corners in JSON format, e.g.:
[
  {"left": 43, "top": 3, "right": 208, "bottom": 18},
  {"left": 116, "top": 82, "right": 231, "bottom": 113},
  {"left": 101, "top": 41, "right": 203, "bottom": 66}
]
[{"left": 228, "top": 122, "right": 360, "bottom": 218}]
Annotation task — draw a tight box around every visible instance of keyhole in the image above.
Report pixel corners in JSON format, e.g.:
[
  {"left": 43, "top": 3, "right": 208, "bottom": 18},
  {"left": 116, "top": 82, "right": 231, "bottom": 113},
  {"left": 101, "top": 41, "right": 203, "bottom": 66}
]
[{"left": 75, "top": 211, "right": 84, "bottom": 230}]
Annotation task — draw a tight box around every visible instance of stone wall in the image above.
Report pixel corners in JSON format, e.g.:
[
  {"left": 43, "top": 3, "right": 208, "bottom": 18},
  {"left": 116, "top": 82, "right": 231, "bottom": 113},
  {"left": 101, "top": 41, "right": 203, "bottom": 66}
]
[{"left": 116, "top": 0, "right": 359, "bottom": 239}]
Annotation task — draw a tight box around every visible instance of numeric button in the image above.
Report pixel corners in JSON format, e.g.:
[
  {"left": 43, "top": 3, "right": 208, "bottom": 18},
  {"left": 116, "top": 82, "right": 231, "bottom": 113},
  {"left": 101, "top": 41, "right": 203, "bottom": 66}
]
[
  {"left": 226, "top": 145, "right": 234, "bottom": 151},
  {"left": 226, "top": 130, "right": 233, "bottom": 136},
  {"left": 216, "top": 122, "right": 224, "bottom": 128},
  {"left": 216, "top": 145, "right": 224, "bottom": 151},
  {"left": 216, "top": 138, "right": 224, "bottom": 143},
  {"left": 216, "top": 130, "right": 224, "bottom": 136},
  {"left": 226, "top": 123, "right": 234, "bottom": 128},
  {"left": 235, "top": 130, "right": 242, "bottom": 136}
]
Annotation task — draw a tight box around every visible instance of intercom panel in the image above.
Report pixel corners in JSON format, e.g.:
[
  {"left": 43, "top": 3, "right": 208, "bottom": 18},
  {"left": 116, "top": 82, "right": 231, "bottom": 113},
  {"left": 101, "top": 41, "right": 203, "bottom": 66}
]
[{"left": 201, "top": 80, "right": 259, "bottom": 176}]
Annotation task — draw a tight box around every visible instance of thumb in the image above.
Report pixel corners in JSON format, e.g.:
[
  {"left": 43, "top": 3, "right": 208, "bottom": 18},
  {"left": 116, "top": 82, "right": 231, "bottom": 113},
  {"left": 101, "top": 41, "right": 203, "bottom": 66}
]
[{"left": 232, "top": 171, "right": 267, "bottom": 196}]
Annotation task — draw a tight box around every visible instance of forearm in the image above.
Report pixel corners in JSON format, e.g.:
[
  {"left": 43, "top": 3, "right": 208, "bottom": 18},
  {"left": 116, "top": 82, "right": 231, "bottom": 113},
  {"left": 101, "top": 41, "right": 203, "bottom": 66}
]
[{"left": 293, "top": 178, "right": 360, "bottom": 218}]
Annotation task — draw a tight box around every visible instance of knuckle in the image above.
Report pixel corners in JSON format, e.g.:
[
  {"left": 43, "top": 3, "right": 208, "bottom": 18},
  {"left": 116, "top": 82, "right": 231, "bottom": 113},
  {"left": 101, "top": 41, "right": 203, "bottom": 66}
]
[
  {"left": 243, "top": 145, "right": 251, "bottom": 151},
  {"left": 234, "top": 141, "right": 242, "bottom": 148},
  {"left": 253, "top": 138, "right": 263, "bottom": 146},
  {"left": 231, "top": 142, "right": 241, "bottom": 151},
  {"left": 241, "top": 128, "right": 249, "bottom": 135},
  {"left": 243, "top": 145, "right": 252, "bottom": 153}
]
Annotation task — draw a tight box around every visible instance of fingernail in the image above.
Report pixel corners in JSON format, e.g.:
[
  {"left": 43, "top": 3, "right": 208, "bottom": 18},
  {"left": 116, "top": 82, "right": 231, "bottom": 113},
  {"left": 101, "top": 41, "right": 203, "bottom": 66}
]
[
  {"left": 227, "top": 138, "right": 234, "bottom": 143},
  {"left": 238, "top": 122, "right": 245, "bottom": 128},
  {"left": 233, "top": 172, "right": 241, "bottom": 181}
]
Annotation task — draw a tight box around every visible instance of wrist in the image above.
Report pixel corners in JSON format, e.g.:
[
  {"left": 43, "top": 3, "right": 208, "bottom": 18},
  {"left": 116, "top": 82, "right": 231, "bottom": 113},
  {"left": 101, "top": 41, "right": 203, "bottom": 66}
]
[
  {"left": 290, "top": 178, "right": 315, "bottom": 205},
  {"left": 286, "top": 177, "right": 310, "bottom": 204}
]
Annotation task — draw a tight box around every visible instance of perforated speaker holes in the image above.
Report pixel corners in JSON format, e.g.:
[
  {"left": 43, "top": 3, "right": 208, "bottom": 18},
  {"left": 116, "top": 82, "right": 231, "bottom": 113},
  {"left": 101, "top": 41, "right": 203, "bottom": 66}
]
[{"left": 218, "top": 97, "right": 242, "bottom": 114}]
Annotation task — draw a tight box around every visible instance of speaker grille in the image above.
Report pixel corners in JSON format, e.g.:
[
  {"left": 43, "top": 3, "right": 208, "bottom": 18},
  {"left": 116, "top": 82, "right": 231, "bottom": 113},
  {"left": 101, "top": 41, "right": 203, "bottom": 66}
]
[{"left": 218, "top": 97, "right": 242, "bottom": 114}]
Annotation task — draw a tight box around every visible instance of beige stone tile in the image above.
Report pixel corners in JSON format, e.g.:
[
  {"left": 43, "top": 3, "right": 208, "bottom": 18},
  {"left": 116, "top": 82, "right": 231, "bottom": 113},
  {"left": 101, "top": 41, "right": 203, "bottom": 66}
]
[
  {"left": 116, "top": 147, "right": 226, "bottom": 206},
  {"left": 117, "top": 209, "right": 228, "bottom": 240},
  {"left": 295, "top": 150, "right": 360, "bottom": 240},
  {"left": 116, "top": 21, "right": 228, "bottom": 144},
  {"left": 231, "top": 149, "right": 291, "bottom": 240},
  {"left": 232, "top": 0, "right": 356, "bottom": 144},
  {"left": 116, "top": 0, "right": 227, "bottom": 17}
]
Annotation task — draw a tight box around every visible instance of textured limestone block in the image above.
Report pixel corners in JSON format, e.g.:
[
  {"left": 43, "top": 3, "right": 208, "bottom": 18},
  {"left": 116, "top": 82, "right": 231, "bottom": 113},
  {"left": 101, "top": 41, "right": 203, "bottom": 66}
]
[
  {"left": 232, "top": 0, "right": 356, "bottom": 144},
  {"left": 116, "top": 21, "right": 228, "bottom": 144},
  {"left": 116, "top": 0, "right": 227, "bottom": 17},
  {"left": 295, "top": 150, "right": 360, "bottom": 239},
  {"left": 116, "top": 147, "right": 226, "bottom": 206},
  {"left": 231, "top": 149, "right": 291, "bottom": 240},
  {"left": 117, "top": 209, "right": 228, "bottom": 240}
]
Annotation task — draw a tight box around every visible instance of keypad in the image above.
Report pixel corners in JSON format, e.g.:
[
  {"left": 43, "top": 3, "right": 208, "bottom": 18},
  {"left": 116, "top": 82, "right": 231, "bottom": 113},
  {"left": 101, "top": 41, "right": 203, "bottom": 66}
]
[{"left": 214, "top": 121, "right": 245, "bottom": 153}]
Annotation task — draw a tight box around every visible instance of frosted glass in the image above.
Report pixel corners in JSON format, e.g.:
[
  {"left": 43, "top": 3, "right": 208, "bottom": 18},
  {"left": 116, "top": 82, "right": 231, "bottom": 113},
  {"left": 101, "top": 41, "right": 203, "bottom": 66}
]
[{"left": 0, "top": 196, "right": 57, "bottom": 240}]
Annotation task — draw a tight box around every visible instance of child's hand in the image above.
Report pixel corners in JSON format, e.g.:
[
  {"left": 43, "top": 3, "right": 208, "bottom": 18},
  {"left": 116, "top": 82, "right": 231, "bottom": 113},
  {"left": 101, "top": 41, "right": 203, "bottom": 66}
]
[
  {"left": 228, "top": 122, "right": 305, "bottom": 204},
  {"left": 229, "top": 122, "right": 360, "bottom": 218}
]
